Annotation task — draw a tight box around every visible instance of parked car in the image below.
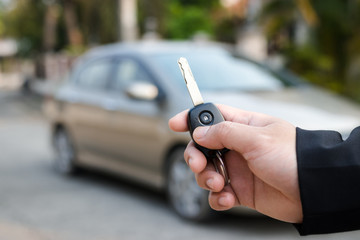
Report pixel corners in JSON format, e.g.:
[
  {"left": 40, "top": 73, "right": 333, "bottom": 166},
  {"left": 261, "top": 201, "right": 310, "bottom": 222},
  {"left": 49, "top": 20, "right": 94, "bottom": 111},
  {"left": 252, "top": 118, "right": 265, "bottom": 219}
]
[{"left": 43, "top": 40, "right": 360, "bottom": 221}]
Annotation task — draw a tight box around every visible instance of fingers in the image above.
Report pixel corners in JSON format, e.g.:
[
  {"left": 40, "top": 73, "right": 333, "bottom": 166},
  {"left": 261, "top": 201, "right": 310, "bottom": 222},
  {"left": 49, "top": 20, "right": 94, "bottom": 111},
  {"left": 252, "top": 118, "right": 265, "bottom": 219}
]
[
  {"left": 168, "top": 105, "right": 270, "bottom": 133},
  {"left": 208, "top": 187, "right": 238, "bottom": 211},
  {"left": 184, "top": 141, "right": 225, "bottom": 192},
  {"left": 215, "top": 104, "right": 274, "bottom": 127},
  {"left": 192, "top": 121, "right": 258, "bottom": 152},
  {"left": 184, "top": 141, "right": 207, "bottom": 173},
  {"left": 168, "top": 109, "right": 189, "bottom": 132},
  {"left": 169, "top": 105, "right": 278, "bottom": 153},
  {"left": 195, "top": 163, "right": 225, "bottom": 192},
  {"left": 168, "top": 104, "right": 275, "bottom": 133}
]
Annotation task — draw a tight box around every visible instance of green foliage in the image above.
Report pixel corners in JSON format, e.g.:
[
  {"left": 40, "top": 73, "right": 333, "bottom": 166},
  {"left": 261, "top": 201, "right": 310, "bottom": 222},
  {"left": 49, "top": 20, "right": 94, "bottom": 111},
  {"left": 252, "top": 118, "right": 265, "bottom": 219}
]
[
  {"left": 260, "top": 0, "right": 360, "bottom": 102},
  {"left": 76, "top": 0, "right": 118, "bottom": 44},
  {"left": 0, "top": 2, "right": 5, "bottom": 37},
  {"left": 215, "top": 18, "right": 239, "bottom": 43},
  {"left": 258, "top": 0, "right": 297, "bottom": 39},
  {"left": 163, "top": 0, "right": 220, "bottom": 39},
  {"left": 138, "top": 0, "right": 165, "bottom": 35},
  {"left": 170, "top": 0, "right": 219, "bottom": 9},
  {"left": 3, "top": 0, "right": 45, "bottom": 56},
  {"left": 0, "top": 20, "right": 4, "bottom": 37},
  {"left": 165, "top": 2, "right": 214, "bottom": 39},
  {"left": 5, "top": 0, "right": 358, "bottom": 103},
  {"left": 1, "top": 0, "right": 234, "bottom": 56},
  {"left": 285, "top": 45, "right": 340, "bottom": 91},
  {"left": 2, "top": 0, "right": 118, "bottom": 56}
]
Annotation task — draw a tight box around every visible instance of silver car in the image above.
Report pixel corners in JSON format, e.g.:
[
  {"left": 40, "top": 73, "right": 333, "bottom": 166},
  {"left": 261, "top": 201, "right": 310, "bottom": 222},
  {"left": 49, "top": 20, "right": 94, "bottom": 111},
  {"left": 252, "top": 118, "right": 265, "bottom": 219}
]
[{"left": 44, "top": 41, "right": 360, "bottom": 221}]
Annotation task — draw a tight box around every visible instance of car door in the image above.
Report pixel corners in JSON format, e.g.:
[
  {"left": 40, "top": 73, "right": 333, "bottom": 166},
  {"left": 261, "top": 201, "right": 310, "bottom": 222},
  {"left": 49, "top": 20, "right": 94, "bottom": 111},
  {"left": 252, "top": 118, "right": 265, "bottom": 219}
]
[
  {"left": 102, "top": 56, "right": 167, "bottom": 175},
  {"left": 64, "top": 57, "right": 115, "bottom": 159}
]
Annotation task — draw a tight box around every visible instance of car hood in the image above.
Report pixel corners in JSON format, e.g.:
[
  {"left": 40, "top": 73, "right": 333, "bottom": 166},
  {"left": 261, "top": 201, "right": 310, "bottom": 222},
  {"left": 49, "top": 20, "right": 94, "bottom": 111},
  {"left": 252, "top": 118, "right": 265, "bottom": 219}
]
[{"left": 203, "top": 87, "right": 360, "bottom": 137}]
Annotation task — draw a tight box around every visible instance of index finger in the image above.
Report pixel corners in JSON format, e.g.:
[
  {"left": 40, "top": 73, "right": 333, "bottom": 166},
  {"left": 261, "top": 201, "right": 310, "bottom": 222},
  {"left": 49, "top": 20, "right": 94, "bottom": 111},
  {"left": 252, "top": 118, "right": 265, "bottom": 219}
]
[
  {"left": 168, "top": 104, "right": 271, "bottom": 133},
  {"left": 168, "top": 109, "right": 189, "bottom": 132},
  {"left": 168, "top": 104, "right": 250, "bottom": 133}
]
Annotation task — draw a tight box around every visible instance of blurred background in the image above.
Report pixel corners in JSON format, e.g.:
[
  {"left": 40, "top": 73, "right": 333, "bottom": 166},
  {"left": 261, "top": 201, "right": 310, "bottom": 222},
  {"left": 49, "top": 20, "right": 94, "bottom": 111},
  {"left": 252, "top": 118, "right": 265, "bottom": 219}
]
[
  {"left": 0, "top": 0, "right": 360, "bottom": 239},
  {"left": 2, "top": 0, "right": 360, "bottom": 99}
]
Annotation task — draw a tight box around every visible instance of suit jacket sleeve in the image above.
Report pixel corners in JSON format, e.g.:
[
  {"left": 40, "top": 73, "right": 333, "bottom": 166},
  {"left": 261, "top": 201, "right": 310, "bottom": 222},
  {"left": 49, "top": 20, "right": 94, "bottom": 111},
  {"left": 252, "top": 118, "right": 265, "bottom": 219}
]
[{"left": 294, "top": 127, "right": 360, "bottom": 235}]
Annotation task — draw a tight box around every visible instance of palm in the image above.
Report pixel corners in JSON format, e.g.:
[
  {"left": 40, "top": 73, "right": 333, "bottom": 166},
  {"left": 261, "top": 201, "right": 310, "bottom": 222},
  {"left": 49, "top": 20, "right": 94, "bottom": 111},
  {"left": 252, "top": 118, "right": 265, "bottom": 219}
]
[{"left": 224, "top": 123, "right": 302, "bottom": 223}]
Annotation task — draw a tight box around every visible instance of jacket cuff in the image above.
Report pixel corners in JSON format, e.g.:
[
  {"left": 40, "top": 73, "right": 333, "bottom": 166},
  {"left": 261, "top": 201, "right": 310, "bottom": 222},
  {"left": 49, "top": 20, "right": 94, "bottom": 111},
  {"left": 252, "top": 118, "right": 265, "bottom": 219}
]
[{"left": 295, "top": 127, "right": 360, "bottom": 235}]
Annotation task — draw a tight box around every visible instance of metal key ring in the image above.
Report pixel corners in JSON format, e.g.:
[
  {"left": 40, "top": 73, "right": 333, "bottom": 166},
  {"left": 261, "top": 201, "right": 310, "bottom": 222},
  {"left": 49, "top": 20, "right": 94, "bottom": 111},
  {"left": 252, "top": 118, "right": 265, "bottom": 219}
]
[{"left": 212, "top": 151, "right": 230, "bottom": 185}]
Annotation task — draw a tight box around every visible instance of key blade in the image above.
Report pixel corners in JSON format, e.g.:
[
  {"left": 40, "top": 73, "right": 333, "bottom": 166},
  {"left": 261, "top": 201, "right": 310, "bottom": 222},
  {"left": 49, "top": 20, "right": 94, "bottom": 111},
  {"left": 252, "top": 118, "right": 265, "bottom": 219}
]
[{"left": 178, "top": 57, "right": 204, "bottom": 106}]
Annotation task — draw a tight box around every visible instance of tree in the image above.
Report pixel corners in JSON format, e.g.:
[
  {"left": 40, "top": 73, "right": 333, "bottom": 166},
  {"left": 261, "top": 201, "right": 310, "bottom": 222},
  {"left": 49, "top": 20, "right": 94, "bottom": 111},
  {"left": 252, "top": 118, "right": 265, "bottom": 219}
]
[
  {"left": 3, "top": 0, "right": 45, "bottom": 56},
  {"left": 63, "top": 0, "right": 83, "bottom": 47},
  {"left": 259, "top": 0, "right": 360, "bottom": 101},
  {"left": 43, "top": 1, "right": 60, "bottom": 52},
  {"left": 161, "top": 0, "right": 220, "bottom": 39}
]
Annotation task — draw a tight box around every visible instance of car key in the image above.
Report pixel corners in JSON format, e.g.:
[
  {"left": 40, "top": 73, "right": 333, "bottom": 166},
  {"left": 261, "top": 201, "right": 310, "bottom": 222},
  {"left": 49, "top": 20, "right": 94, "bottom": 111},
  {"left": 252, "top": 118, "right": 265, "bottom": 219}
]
[{"left": 178, "top": 57, "right": 230, "bottom": 185}]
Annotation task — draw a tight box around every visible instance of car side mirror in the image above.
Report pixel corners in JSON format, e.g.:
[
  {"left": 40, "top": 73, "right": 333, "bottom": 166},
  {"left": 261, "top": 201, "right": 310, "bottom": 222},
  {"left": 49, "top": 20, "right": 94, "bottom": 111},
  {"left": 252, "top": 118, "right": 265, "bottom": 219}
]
[{"left": 125, "top": 82, "right": 159, "bottom": 101}]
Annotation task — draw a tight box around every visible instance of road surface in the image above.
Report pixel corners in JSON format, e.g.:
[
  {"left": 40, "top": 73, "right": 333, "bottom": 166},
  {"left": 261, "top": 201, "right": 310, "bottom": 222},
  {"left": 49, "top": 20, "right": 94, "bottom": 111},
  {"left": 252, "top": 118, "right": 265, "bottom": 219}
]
[{"left": 0, "top": 90, "right": 358, "bottom": 240}]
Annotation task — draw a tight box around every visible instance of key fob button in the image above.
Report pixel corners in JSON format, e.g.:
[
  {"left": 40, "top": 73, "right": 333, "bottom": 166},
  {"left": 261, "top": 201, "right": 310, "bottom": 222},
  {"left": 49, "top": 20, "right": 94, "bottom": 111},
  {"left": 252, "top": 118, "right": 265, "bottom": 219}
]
[{"left": 199, "top": 111, "right": 213, "bottom": 125}]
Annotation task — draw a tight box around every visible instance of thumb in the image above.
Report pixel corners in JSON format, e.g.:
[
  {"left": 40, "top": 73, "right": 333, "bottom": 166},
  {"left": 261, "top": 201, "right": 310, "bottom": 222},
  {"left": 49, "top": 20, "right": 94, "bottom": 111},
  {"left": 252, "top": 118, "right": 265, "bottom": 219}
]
[{"left": 193, "top": 121, "right": 259, "bottom": 154}]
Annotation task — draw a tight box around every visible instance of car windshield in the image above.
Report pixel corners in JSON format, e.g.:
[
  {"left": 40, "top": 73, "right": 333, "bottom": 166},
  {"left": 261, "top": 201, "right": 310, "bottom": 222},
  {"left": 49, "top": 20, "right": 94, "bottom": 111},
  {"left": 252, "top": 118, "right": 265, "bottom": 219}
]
[{"left": 151, "top": 49, "right": 284, "bottom": 91}]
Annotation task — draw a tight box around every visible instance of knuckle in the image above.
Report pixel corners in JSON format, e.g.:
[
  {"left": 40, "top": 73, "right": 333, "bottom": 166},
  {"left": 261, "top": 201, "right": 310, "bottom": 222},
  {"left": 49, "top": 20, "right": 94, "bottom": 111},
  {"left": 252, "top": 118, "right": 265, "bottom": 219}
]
[
  {"left": 215, "top": 121, "right": 236, "bottom": 148},
  {"left": 195, "top": 173, "right": 207, "bottom": 190}
]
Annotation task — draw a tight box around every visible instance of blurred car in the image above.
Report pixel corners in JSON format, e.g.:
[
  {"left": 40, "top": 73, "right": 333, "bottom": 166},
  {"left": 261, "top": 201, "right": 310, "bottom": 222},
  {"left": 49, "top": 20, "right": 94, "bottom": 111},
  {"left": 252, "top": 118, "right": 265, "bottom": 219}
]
[{"left": 43, "top": 40, "right": 360, "bottom": 221}]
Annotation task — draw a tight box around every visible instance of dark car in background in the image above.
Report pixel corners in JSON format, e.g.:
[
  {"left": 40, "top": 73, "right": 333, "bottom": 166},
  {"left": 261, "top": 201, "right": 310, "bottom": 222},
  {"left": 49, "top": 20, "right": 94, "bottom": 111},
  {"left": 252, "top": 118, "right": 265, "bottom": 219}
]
[{"left": 43, "top": 40, "right": 360, "bottom": 221}]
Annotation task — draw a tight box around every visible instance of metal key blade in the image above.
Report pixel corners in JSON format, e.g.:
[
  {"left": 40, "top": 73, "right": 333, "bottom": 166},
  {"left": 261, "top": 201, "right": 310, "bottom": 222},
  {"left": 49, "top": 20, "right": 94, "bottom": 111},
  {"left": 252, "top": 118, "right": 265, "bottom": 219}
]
[
  {"left": 178, "top": 57, "right": 204, "bottom": 106},
  {"left": 178, "top": 57, "right": 230, "bottom": 185}
]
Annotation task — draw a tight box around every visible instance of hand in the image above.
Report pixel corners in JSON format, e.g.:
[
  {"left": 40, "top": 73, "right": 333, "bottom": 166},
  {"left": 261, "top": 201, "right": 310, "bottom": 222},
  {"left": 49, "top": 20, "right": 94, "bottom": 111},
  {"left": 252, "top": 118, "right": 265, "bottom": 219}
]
[{"left": 168, "top": 104, "right": 302, "bottom": 223}]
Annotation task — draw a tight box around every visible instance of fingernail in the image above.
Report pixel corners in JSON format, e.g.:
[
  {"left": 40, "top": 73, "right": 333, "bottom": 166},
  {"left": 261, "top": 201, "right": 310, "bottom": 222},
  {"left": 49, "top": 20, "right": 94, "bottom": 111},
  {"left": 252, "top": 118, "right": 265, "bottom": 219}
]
[
  {"left": 206, "top": 178, "right": 214, "bottom": 190},
  {"left": 194, "top": 126, "right": 210, "bottom": 139},
  {"left": 187, "top": 157, "right": 193, "bottom": 166},
  {"left": 218, "top": 196, "right": 228, "bottom": 207}
]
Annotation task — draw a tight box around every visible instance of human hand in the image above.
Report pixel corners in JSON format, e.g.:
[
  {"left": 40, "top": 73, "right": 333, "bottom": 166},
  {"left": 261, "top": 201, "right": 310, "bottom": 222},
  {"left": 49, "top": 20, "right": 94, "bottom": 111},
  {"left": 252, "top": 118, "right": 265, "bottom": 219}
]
[{"left": 168, "top": 104, "right": 302, "bottom": 223}]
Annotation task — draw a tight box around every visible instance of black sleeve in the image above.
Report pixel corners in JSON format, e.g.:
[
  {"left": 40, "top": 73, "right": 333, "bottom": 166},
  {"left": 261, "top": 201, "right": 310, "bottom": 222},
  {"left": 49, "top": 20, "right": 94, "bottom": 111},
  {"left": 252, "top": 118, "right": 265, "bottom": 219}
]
[{"left": 294, "top": 127, "right": 360, "bottom": 235}]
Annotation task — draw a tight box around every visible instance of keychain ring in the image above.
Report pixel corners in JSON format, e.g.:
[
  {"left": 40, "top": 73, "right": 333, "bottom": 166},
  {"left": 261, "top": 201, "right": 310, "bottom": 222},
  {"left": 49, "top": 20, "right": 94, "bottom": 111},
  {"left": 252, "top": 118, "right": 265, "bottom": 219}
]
[{"left": 213, "top": 151, "right": 230, "bottom": 185}]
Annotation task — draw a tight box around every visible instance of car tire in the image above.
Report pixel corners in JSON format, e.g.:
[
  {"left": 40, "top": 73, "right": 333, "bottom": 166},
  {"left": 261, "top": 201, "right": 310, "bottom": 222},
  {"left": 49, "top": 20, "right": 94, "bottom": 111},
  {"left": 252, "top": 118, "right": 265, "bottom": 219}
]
[
  {"left": 166, "top": 147, "right": 213, "bottom": 221},
  {"left": 53, "top": 128, "right": 78, "bottom": 175}
]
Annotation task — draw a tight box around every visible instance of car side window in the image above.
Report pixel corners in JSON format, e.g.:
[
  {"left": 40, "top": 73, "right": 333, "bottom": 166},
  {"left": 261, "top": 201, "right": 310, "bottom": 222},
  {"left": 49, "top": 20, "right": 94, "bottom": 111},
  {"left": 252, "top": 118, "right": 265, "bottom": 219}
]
[
  {"left": 112, "top": 58, "right": 152, "bottom": 91},
  {"left": 76, "top": 58, "right": 113, "bottom": 90}
]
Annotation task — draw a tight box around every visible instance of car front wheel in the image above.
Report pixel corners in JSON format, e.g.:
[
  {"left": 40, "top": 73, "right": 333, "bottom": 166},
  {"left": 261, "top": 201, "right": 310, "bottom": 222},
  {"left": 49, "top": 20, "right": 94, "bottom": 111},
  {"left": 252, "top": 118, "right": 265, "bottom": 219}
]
[
  {"left": 166, "top": 147, "right": 212, "bottom": 221},
  {"left": 53, "top": 128, "right": 78, "bottom": 175}
]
